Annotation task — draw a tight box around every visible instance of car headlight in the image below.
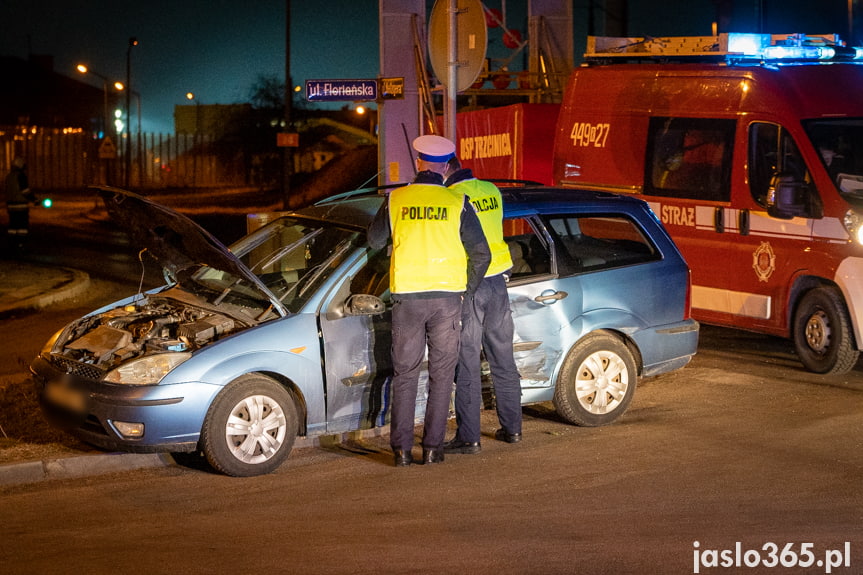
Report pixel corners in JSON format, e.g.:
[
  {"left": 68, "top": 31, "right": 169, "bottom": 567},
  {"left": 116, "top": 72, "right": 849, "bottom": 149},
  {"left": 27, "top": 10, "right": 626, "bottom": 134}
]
[
  {"left": 104, "top": 352, "right": 192, "bottom": 385},
  {"left": 40, "top": 329, "right": 64, "bottom": 355},
  {"left": 843, "top": 209, "right": 863, "bottom": 245}
]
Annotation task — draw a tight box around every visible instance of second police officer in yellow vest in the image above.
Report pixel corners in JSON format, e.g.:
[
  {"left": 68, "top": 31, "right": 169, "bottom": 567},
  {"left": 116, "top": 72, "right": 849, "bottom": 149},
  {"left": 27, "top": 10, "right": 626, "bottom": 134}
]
[
  {"left": 444, "top": 156, "right": 523, "bottom": 454},
  {"left": 368, "top": 135, "right": 491, "bottom": 467}
]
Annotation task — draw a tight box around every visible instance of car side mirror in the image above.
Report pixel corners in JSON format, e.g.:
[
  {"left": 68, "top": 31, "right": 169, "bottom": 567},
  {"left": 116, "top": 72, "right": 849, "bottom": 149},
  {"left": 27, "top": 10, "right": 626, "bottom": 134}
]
[{"left": 344, "top": 294, "right": 385, "bottom": 316}]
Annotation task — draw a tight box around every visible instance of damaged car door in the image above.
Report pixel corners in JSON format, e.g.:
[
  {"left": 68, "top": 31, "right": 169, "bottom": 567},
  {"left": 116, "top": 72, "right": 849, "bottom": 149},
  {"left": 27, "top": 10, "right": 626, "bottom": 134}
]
[{"left": 318, "top": 247, "right": 398, "bottom": 434}]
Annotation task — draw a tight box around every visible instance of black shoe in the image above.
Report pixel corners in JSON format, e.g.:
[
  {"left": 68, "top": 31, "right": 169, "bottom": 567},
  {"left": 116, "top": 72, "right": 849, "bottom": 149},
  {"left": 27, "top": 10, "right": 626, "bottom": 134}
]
[
  {"left": 443, "top": 438, "right": 482, "bottom": 454},
  {"left": 422, "top": 448, "right": 445, "bottom": 464},
  {"left": 494, "top": 429, "right": 522, "bottom": 444},
  {"left": 394, "top": 449, "right": 413, "bottom": 467}
]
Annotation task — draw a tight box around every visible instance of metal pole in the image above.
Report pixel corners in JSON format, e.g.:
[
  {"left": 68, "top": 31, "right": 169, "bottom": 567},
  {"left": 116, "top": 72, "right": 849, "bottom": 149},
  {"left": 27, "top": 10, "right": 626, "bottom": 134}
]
[
  {"left": 102, "top": 81, "right": 109, "bottom": 137},
  {"left": 195, "top": 100, "right": 200, "bottom": 187},
  {"left": 135, "top": 91, "right": 142, "bottom": 187},
  {"left": 125, "top": 46, "right": 130, "bottom": 187},
  {"left": 445, "top": 0, "right": 457, "bottom": 142},
  {"left": 125, "top": 37, "right": 137, "bottom": 188},
  {"left": 123, "top": 37, "right": 138, "bottom": 188},
  {"left": 283, "top": 0, "right": 293, "bottom": 209}
]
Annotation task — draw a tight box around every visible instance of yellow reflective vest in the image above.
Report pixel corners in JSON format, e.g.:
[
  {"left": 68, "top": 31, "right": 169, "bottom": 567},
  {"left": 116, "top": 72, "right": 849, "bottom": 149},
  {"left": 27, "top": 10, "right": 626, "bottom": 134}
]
[
  {"left": 388, "top": 183, "right": 468, "bottom": 294},
  {"left": 450, "top": 178, "right": 512, "bottom": 277}
]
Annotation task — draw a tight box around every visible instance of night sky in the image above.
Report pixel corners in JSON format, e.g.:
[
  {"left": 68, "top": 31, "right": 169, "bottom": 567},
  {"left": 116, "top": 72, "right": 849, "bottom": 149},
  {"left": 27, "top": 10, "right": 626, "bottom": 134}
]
[
  {"left": 1, "top": 0, "right": 853, "bottom": 134},
  {"left": 2, "top": 0, "right": 380, "bottom": 133}
]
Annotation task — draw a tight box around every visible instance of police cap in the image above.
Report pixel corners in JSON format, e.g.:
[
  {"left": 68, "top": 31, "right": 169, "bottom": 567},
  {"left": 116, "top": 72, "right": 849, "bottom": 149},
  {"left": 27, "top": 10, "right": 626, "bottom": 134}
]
[{"left": 413, "top": 135, "right": 456, "bottom": 163}]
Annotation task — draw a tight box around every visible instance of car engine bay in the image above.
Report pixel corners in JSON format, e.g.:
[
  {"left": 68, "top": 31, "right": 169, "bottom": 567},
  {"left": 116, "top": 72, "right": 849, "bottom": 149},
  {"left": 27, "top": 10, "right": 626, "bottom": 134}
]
[{"left": 54, "top": 295, "right": 246, "bottom": 370}]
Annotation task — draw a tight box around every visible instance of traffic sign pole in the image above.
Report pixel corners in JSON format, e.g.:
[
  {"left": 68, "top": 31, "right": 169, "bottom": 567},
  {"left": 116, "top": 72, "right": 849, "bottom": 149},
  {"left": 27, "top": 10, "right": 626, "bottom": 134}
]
[{"left": 446, "top": 0, "right": 457, "bottom": 141}]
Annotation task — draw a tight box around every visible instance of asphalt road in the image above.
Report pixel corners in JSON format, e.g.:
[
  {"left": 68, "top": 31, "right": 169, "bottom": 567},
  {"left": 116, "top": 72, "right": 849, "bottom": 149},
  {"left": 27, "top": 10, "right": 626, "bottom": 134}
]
[{"left": 2, "top": 324, "right": 863, "bottom": 575}]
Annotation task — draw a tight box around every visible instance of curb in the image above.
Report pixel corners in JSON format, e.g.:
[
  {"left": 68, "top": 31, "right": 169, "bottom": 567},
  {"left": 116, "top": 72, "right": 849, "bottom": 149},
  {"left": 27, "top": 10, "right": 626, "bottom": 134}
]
[
  {"left": 31, "top": 268, "right": 92, "bottom": 309},
  {"left": 0, "top": 427, "right": 390, "bottom": 486},
  {"left": 0, "top": 453, "right": 175, "bottom": 486},
  {"left": 0, "top": 267, "right": 91, "bottom": 315}
]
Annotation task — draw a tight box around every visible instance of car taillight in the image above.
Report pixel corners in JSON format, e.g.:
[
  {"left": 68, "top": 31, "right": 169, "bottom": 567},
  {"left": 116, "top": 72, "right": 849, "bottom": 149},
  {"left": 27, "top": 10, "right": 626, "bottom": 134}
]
[{"left": 684, "top": 269, "right": 692, "bottom": 320}]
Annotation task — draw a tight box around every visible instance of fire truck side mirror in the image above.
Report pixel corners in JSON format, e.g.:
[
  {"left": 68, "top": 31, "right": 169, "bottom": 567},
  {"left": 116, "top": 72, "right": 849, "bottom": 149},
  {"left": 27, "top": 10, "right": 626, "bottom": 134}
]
[{"left": 766, "top": 172, "right": 816, "bottom": 220}]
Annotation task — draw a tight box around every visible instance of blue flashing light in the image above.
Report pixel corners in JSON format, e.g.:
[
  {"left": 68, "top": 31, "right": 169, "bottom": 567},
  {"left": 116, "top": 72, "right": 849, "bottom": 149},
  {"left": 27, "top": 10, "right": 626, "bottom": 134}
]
[
  {"left": 726, "top": 32, "right": 863, "bottom": 62},
  {"left": 727, "top": 33, "right": 766, "bottom": 56},
  {"left": 763, "top": 45, "right": 835, "bottom": 60},
  {"left": 41, "top": 197, "right": 53, "bottom": 209}
]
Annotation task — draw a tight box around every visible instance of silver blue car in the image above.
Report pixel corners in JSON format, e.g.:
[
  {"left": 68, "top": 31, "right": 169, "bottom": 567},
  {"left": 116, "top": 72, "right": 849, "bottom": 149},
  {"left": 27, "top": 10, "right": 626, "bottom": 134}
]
[{"left": 31, "top": 186, "right": 698, "bottom": 476}]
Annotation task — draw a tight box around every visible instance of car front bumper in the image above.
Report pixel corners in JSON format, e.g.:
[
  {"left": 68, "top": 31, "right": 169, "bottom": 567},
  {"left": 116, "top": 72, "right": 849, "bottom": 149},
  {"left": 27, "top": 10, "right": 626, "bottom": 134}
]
[{"left": 30, "top": 354, "right": 219, "bottom": 453}]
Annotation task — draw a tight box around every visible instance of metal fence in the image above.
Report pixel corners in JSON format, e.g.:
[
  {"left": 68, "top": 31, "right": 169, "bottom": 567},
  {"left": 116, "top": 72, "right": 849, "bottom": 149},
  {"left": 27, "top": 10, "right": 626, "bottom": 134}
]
[{"left": 0, "top": 126, "right": 247, "bottom": 190}]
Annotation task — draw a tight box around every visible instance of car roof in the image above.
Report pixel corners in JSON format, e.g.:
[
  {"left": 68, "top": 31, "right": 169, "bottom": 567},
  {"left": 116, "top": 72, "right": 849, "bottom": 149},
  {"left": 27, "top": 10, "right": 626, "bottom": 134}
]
[
  {"left": 501, "top": 187, "right": 651, "bottom": 215},
  {"left": 296, "top": 185, "right": 653, "bottom": 229}
]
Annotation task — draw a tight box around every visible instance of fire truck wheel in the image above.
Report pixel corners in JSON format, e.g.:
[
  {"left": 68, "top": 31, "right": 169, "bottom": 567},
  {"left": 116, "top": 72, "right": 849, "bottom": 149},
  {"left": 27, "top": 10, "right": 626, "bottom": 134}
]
[
  {"left": 793, "top": 287, "right": 859, "bottom": 375},
  {"left": 553, "top": 331, "right": 637, "bottom": 427}
]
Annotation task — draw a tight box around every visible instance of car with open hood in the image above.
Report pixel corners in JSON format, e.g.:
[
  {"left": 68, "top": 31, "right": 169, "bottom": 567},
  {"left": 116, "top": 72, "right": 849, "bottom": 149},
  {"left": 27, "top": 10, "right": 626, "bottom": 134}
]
[{"left": 31, "top": 185, "right": 698, "bottom": 476}]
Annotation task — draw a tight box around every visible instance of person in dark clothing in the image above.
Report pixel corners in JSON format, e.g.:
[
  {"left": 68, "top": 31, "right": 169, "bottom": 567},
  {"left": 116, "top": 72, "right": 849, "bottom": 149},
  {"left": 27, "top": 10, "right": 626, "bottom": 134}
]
[
  {"left": 444, "top": 158, "right": 523, "bottom": 456},
  {"left": 367, "top": 135, "right": 490, "bottom": 467},
  {"left": 5, "top": 157, "right": 35, "bottom": 252}
]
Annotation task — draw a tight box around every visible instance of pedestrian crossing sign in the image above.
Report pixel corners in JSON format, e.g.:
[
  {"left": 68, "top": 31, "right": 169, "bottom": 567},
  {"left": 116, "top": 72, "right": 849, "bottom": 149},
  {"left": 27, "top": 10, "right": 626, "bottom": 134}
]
[{"left": 99, "top": 136, "right": 117, "bottom": 159}]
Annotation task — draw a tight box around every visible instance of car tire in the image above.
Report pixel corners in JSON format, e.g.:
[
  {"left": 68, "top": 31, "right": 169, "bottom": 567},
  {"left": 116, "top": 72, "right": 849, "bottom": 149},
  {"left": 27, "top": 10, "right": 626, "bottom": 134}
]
[
  {"left": 201, "top": 374, "right": 298, "bottom": 477},
  {"left": 552, "top": 331, "right": 637, "bottom": 427},
  {"left": 793, "top": 287, "right": 859, "bottom": 375}
]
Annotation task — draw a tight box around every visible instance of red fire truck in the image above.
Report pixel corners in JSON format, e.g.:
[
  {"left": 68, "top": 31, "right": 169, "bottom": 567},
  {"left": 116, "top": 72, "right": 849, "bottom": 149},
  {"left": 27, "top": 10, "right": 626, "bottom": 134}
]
[
  {"left": 448, "top": 102, "right": 559, "bottom": 185},
  {"left": 551, "top": 33, "right": 863, "bottom": 374}
]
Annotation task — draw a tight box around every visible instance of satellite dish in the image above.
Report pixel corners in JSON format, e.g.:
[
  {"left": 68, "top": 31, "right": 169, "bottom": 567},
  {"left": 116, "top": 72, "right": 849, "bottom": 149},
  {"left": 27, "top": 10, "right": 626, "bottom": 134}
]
[{"left": 428, "top": 0, "right": 488, "bottom": 92}]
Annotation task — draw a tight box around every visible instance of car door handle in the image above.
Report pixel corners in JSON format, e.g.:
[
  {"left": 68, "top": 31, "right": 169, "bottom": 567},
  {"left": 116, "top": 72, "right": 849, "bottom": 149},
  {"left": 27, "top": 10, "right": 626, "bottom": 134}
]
[{"left": 534, "top": 291, "right": 568, "bottom": 303}]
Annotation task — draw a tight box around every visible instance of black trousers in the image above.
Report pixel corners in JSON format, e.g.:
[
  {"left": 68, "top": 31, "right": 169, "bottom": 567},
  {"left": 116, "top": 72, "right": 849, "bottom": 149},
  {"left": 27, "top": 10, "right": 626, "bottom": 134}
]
[
  {"left": 453, "top": 273, "right": 522, "bottom": 442},
  {"left": 6, "top": 205, "right": 29, "bottom": 248},
  {"left": 389, "top": 293, "right": 462, "bottom": 452},
  {"left": 7, "top": 205, "right": 29, "bottom": 234}
]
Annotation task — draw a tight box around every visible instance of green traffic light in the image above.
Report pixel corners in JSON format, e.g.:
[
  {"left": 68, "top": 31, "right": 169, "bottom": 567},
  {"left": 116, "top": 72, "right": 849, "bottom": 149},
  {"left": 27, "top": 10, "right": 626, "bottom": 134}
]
[{"left": 41, "top": 197, "right": 53, "bottom": 209}]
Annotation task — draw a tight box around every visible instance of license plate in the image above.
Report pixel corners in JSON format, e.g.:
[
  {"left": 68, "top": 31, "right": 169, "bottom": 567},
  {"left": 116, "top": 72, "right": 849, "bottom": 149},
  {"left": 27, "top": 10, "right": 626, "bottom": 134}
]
[{"left": 44, "top": 382, "right": 87, "bottom": 414}]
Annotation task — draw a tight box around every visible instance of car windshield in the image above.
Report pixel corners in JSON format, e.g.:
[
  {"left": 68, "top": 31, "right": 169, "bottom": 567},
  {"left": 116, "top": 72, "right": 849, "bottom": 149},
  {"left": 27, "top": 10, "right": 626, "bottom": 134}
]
[
  {"left": 804, "top": 118, "right": 863, "bottom": 205},
  {"left": 194, "top": 216, "right": 359, "bottom": 313}
]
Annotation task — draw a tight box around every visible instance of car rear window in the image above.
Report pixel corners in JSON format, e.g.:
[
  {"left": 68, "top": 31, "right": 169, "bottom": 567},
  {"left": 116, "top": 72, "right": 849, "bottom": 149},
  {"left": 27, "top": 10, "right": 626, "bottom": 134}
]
[{"left": 545, "top": 214, "right": 660, "bottom": 275}]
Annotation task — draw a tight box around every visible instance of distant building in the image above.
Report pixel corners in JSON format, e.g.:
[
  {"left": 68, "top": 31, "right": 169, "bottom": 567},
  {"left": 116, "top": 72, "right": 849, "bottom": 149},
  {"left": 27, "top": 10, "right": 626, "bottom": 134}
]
[
  {"left": 292, "top": 117, "right": 377, "bottom": 174},
  {"left": 173, "top": 103, "right": 377, "bottom": 177},
  {"left": 0, "top": 55, "right": 105, "bottom": 129},
  {"left": 174, "top": 103, "right": 252, "bottom": 135}
]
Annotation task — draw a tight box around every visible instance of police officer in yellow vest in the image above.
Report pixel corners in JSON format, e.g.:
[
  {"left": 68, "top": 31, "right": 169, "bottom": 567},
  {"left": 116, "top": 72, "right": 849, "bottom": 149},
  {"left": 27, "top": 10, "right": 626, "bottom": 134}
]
[
  {"left": 368, "top": 135, "right": 490, "bottom": 467},
  {"left": 443, "top": 157, "right": 523, "bottom": 455}
]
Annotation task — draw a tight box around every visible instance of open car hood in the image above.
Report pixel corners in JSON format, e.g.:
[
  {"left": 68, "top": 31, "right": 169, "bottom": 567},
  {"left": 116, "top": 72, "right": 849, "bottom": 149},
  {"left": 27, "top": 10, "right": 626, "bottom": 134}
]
[{"left": 96, "top": 186, "right": 286, "bottom": 316}]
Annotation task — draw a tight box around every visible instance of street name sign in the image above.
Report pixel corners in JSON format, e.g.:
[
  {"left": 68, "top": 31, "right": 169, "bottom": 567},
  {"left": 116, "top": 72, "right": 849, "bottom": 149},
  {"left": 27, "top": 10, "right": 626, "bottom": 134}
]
[
  {"left": 380, "top": 77, "right": 405, "bottom": 99},
  {"left": 306, "top": 79, "right": 377, "bottom": 102}
]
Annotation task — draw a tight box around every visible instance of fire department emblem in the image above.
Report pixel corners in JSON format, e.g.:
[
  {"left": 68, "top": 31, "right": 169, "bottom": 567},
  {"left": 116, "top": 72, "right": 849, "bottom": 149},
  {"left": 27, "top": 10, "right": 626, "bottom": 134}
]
[{"left": 752, "top": 241, "right": 776, "bottom": 282}]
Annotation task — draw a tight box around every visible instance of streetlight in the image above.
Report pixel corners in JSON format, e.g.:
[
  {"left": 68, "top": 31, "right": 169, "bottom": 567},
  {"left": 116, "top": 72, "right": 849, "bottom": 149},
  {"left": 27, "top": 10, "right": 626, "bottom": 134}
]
[
  {"left": 185, "top": 92, "right": 202, "bottom": 186},
  {"left": 129, "top": 90, "right": 142, "bottom": 138},
  {"left": 112, "top": 81, "right": 143, "bottom": 184},
  {"left": 185, "top": 92, "right": 203, "bottom": 132},
  {"left": 75, "top": 64, "right": 122, "bottom": 137},
  {"left": 355, "top": 105, "right": 377, "bottom": 141},
  {"left": 125, "top": 37, "right": 138, "bottom": 187},
  {"left": 125, "top": 88, "right": 143, "bottom": 186}
]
